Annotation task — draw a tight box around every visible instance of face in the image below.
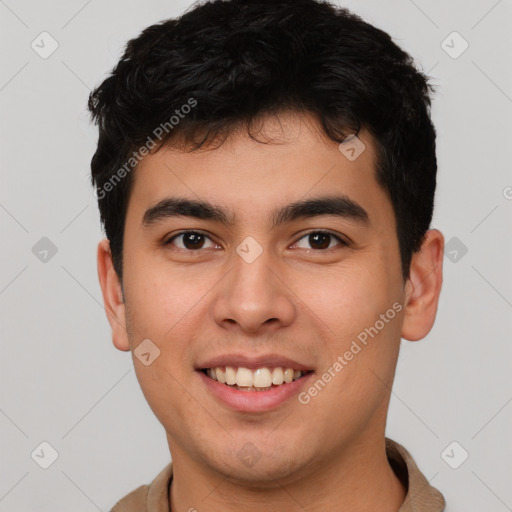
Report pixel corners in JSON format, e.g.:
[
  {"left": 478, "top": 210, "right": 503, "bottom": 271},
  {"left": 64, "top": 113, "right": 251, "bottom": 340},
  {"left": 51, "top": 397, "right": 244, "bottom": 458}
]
[{"left": 99, "top": 112, "right": 442, "bottom": 485}]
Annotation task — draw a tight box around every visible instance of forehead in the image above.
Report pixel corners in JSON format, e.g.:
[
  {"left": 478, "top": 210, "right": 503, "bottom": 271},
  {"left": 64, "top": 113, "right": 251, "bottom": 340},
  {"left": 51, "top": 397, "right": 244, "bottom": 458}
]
[{"left": 127, "top": 112, "right": 392, "bottom": 227}]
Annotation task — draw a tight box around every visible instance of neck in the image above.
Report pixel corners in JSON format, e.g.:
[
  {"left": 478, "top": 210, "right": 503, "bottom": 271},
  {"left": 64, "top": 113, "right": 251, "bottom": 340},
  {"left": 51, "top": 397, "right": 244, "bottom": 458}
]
[{"left": 168, "top": 435, "right": 406, "bottom": 512}]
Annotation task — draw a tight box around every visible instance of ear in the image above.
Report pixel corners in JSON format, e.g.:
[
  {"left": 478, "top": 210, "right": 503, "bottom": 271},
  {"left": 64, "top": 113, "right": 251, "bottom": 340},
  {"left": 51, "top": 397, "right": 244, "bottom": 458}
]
[
  {"left": 97, "top": 238, "right": 130, "bottom": 351},
  {"left": 401, "top": 229, "right": 444, "bottom": 341}
]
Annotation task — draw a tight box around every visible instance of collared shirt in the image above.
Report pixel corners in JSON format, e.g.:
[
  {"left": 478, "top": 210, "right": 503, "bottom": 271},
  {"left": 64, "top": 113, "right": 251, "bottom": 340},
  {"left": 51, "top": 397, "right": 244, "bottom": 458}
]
[{"left": 111, "top": 438, "right": 445, "bottom": 511}]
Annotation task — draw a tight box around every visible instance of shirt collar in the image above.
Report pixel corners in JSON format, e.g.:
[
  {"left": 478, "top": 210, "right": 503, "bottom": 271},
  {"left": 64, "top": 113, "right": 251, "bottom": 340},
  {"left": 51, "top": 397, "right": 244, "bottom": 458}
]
[{"left": 386, "top": 438, "right": 445, "bottom": 511}]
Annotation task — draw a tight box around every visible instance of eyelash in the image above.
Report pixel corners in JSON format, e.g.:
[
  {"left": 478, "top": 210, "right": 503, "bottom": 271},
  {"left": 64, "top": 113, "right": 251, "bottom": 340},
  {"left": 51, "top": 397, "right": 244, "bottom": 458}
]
[{"left": 164, "top": 230, "right": 349, "bottom": 252}]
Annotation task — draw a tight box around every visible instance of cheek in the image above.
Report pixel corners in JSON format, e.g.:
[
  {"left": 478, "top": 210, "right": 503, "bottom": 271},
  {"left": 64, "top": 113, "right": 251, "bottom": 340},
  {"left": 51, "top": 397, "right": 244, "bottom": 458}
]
[
  {"left": 298, "top": 261, "right": 398, "bottom": 336},
  {"left": 132, "top": 356, "right": 201, "bottom": 448},
  {"left": 300, "top": 293, "right": 402, "bottom": 440},
  {"left": 123, "top": 270, "right": 204, "bottom": 430},
  {"left": 298, "top": 261, "right": 403, "bottom": 391},
  {"left": 123, "top": 256, "right": 210, "bottom": 340}
]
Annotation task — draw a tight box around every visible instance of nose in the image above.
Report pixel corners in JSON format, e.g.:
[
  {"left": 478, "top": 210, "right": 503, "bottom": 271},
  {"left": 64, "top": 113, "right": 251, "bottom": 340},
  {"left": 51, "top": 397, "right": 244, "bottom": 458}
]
[{"left": 213, "top": 249, "right": 296, "bottom": 334}]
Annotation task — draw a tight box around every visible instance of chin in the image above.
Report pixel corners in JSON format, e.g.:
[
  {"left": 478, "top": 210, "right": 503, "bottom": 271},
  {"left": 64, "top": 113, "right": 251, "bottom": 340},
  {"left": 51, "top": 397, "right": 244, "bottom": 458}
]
[{"left": 202, "top": 440, "right": 309, "bottom": 486}]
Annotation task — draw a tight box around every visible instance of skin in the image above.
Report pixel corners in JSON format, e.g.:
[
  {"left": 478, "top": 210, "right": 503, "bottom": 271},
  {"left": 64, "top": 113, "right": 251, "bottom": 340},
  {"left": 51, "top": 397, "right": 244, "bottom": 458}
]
[{"left": 98, "top": 111, "right": 444, "bottom": 512}]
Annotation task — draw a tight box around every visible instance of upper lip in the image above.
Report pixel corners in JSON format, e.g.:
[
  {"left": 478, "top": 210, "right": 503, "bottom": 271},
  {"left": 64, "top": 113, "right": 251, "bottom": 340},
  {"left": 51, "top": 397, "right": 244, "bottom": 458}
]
[{"left": 197, "top": 353, "right": 313, "bottom": 371}]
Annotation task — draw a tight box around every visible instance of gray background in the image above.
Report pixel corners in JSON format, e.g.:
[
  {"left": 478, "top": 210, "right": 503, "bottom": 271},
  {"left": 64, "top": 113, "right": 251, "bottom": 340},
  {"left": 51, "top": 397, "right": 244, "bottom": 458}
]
[{"left": 1, "top": 0, "right": 511, "bottom": 510}]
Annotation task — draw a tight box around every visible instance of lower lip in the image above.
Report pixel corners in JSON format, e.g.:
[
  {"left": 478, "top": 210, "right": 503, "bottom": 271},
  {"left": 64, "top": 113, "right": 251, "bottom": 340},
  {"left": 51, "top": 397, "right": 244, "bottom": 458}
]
[{"left": 198, "top": 370, "right": 314, "bottom": 413}]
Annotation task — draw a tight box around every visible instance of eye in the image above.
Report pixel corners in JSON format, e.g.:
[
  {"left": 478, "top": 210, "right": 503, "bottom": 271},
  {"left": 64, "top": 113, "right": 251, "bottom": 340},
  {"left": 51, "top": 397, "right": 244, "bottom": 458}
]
[
  {"left": 165, "top": 231, "right": 220, "bottom": 251},
  {"left": 292, "top": 230, "right": 348, "bottom": 251}
]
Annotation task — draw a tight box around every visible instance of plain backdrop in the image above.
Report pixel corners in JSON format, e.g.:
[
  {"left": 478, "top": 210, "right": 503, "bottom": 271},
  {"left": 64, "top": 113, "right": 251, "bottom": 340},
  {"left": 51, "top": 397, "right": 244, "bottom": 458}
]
[{"left": 1, "top": 0, "right": 511, "bottom": 510}]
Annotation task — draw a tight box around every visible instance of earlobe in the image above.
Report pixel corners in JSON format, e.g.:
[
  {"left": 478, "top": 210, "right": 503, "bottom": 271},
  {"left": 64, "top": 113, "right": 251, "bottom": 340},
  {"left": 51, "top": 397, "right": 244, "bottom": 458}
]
[
  {"left": 401, "top": 229, "right": 444, "bottom": 342},
  {"left": 97, "top": 239, "right": 131, "bottom": 351}
]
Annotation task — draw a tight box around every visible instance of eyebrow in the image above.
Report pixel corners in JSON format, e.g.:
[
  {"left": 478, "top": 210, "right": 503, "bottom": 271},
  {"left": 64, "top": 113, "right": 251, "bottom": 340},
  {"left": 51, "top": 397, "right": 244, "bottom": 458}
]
[
  {"left": 273, "top": 195, "right": 369, "bottom": 227},
  {"left": 143, "top": 197, "right": 233, "bottom": 227},
  {"left": 142, "top": 195, "right": 370, "bottom": 228}
]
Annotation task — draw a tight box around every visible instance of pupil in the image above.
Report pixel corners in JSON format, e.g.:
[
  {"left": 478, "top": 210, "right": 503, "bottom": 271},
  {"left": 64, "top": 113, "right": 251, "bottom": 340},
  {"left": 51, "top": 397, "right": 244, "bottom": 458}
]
[
  {"left": 184, "top": 233, "right": 204, "bottom": 249},
  {"left": 310, "top": 233, "right": 330, "bottom": 250}
]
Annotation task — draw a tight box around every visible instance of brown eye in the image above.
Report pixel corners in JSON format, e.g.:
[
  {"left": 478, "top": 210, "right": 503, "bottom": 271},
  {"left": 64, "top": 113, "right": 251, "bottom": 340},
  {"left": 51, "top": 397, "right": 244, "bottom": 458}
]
[
  {"left": 181, "top": 232, "right": 205, "bottom": 249},
  {"left": 293, "top": 231, "right": 347, "bottom": 251},
  {"left": 166, "top": 231, "right": 217, "bottom": 250},
  {"left": 308, "top": 232, "right": 331, "bottom": 250}
]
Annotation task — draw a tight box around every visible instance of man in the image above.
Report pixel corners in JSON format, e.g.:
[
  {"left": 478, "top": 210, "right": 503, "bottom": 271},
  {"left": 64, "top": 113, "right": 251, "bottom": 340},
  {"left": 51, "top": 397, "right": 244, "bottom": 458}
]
[{"left": 88, "top": 0, "right": 445, "bottom": 510}]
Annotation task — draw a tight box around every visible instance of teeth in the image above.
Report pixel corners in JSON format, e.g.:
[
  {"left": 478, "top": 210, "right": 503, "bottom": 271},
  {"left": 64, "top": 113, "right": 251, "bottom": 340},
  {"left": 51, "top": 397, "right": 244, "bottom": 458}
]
[
  {"left": 216, "top": 367, "right": 226, "bottom": 384},
  {"left": 272, "top": 367, "right": 284, "bottom": 385},
  {"left": 225, "top": 366, "right": 237, "bottom": 385},
  {"left": 283, "top": 368, "right": 294, "bottom": 383},
  {"left": 235, "top": 367, "right": 253, "bottom": 387},
  {"left": 206, "top": 366, "right": 307, "bottom": 388},
  {"left": 253, "top": 368, "right": 272, "bottom": 388}
]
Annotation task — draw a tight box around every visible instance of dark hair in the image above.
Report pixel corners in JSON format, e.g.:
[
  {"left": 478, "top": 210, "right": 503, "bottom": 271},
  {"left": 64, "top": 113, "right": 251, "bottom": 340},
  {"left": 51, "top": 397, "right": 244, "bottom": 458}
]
[{"left": 88, "top": 0, "right": 437, "bottom": 281}]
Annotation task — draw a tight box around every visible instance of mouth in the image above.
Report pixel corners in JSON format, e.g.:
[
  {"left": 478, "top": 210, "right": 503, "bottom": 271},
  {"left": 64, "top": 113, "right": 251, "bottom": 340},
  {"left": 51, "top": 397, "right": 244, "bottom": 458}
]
[
  {"left": 196, "top": 354, "right": 316, "bottom": 411},
  {"left": 199, "top": 366, "right": 313, "bottom": 392}
]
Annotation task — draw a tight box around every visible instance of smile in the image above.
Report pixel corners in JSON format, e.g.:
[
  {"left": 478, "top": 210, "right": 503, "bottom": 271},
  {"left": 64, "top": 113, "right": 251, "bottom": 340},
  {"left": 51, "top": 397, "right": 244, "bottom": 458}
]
[{"left": 202, "top": 366, "right": 312, "bottom": 391}]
